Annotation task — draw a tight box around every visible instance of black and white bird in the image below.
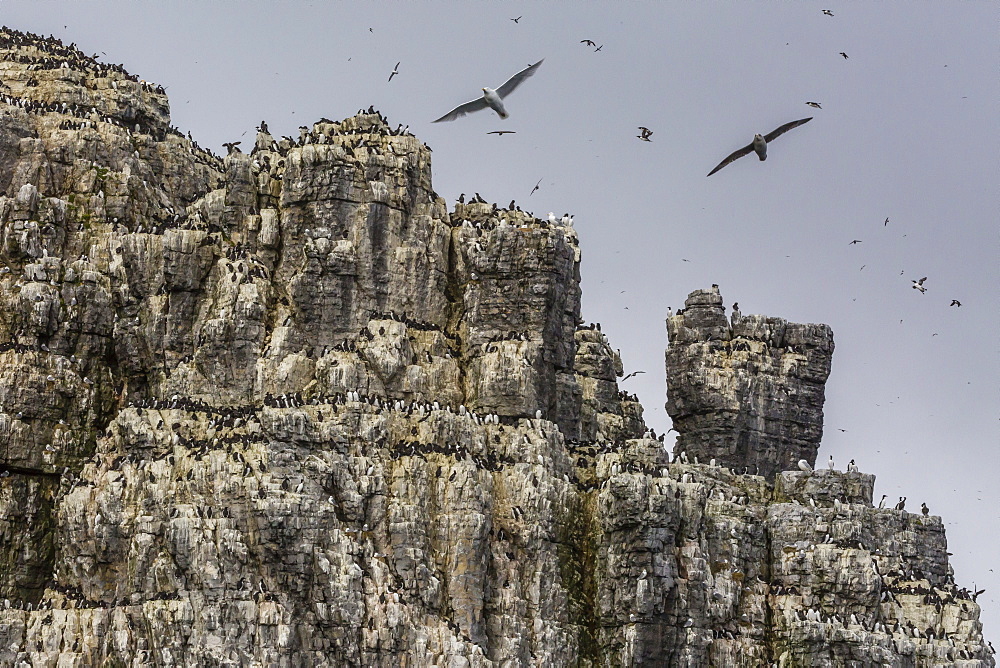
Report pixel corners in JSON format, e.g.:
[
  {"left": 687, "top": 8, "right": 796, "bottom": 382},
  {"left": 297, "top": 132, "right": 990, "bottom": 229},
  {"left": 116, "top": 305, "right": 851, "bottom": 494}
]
[
  {"left": 806, "top": 101, "right": 822, "bottom": 109},
  {"left": 912, "top": 277, "right": 928, "bottom": 294},
  {"left": 950, "top": 299, "right": 961, "bottom": 307},
  {"left": 707, "top": 118, "right": 813, "bottom": 176},
  {"left": 433, "top": 60, "right": 544, "bottom": 122},
  {"left": 388, "top": 62, "right": 400, "bottom": 82}
]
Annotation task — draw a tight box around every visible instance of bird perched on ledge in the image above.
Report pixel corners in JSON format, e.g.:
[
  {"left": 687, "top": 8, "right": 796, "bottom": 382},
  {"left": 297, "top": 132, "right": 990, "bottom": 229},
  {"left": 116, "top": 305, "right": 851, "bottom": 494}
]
[
  {"left": 433, "top": 59, "right": 544, "bottom": 122},
  {"left": 707, "top": 117, "right": 812, "bottom": 176}
]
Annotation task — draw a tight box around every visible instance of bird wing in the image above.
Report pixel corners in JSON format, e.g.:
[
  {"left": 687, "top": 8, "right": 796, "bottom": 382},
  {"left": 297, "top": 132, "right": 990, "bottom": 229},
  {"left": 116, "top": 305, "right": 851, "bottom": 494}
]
[
  {"left": 763, "top": 117, "right": 813, "bottom": 143},
  {"left": 495, "top": 59, "right": 544, "bottom": 99},
  {"left": 432, "top": 97, "right": 490, "bottom": 123},
  {"left": 707, "top": 142, "right": 755, "bottom": 176}
]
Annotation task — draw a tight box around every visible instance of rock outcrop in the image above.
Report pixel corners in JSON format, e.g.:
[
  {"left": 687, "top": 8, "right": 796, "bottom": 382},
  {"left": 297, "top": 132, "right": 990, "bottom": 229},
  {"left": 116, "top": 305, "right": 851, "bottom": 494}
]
[
  {"left": 665, "top": 286, "right": 835, "bottom": 479},
  {"left": 0, "top": 27, "right": 992, "bottom": 667}
]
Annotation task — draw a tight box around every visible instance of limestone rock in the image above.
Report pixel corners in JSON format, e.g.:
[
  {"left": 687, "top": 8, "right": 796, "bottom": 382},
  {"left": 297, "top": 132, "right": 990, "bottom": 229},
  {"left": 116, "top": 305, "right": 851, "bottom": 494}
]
[
  {"left": 0, "top": 28, "right": 991, "bottom": 668},
  {"left": 666, "top": 286, "right": 835, "bottom": 480}
]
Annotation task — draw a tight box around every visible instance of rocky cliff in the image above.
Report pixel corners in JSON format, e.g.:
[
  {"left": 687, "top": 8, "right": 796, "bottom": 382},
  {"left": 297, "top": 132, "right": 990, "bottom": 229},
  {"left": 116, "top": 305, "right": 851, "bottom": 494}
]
[{"left": 0, "top": 27, "right": 992, "bottom": 667}]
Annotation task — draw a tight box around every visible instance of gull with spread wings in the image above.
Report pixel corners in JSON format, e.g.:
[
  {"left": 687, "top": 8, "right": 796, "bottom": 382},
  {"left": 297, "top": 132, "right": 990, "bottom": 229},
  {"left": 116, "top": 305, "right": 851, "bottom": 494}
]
[
  {"left": 433, "top": 60, "right": 544, "bottom": 122},
  {"left": 707, "top": 117, "right": 812, "bottom": 176}
]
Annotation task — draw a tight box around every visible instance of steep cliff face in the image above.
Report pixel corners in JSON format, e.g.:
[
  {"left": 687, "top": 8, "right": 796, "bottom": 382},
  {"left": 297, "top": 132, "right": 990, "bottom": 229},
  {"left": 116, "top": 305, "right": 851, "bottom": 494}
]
[{"left": 0, "top": 28, "right": 992, "bottom": 667}]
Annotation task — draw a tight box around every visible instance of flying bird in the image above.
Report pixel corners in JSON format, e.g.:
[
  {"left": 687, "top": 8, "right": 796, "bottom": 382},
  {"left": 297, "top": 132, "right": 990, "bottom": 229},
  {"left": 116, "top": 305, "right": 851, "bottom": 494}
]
[
  {"left": 706, "top": 117, "right": 812, "bottom": 176},
  {"left": 849, "top": 239, "right": 862, "bottom": 245},
  {"left": 638, "top": 126, "right": 653, "bottom": 139},
  {"left": 433, "top": 60, "right": 544, "bottom": 122},
  {"left": 594, "top": 45, "right": 604, "bottom": 52},
  {"left": 388, "top": 62, "right": 400, "bottom": 82},
  {"left": 511, "top": 16, "right": 522, "bottom": 23},
  {"left": 581, "top": 39, "right": 597, "bottom": 47},
  {"left": 637, "top": 134, "right": 652, "bottom": 142},
  {"left": 884, "top": 217, "right": 889, "bottom": 226},
  {"left": 950, "top": 299, "right": 962, "bottom": 307},
  {"left": 806, "top": 101, "right": 822, "bottom": 108},
  {"left": 912, "top": 277, "right": 928, "bottom": 293},
  {"left": 529, "top": 178, "right": 542, "bottom": 196},
  {"left": 621, "top": 371, "right": 646, "bottom": 381},
  {"left": 822, "top": 9, "right": 834, "bottom": 16},
  {"left": 487, "top": 130, "right": 516, "bottom": 135},
  {"left": 840, "top": 52, "right": 849, "bottom": 59},
  {"left": 222, "top": 141, "right": 241, "bottom": 155}
]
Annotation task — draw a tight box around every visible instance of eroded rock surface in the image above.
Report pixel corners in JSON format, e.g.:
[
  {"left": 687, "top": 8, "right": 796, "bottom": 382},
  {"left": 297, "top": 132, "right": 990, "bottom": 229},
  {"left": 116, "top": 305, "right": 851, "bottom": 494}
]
[
  {"left": 0, "top": 27, "right": 991, "bottom": 667},
  {"left": 666, "top": 286, "right": 835, "bottom": 480}
]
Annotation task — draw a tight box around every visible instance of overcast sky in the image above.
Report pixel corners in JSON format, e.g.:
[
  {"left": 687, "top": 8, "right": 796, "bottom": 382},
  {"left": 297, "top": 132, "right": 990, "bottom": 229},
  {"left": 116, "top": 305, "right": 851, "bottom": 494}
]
[{"left": 3, "top": 1, "right": 996, "bottom": 640}]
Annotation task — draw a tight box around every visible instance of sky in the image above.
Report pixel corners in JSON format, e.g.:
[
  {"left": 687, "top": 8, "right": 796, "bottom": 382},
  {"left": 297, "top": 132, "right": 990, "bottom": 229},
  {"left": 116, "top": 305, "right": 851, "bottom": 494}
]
[{"left": 2, "top": 0, "right": 997, "bottom": 641}]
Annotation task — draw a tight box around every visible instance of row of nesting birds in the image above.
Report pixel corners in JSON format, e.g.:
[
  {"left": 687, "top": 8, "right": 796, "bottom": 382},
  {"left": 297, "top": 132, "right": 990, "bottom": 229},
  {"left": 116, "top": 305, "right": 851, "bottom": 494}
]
[{"left": 0, "top": 27, "right": 156, "bottom": 89}]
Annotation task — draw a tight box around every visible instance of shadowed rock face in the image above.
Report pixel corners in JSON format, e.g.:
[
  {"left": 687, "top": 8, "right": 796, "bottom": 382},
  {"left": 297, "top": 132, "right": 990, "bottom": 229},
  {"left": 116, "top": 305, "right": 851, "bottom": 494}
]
[
  {"left": 0, "top": 27, "right": 992, "bottom": 668},
  {"left": 666, "top": 286, "right": 835, "bottom": 479}
]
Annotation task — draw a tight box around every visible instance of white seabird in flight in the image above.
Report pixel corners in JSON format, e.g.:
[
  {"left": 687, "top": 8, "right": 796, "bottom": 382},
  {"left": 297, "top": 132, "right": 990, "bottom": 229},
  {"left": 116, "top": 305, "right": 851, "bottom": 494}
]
[
  {"left": 433, "top": 59, "right": 544, "bottom": 122},
  {"left": 707, "top": 117, "right": 813, "bottom": 176}
]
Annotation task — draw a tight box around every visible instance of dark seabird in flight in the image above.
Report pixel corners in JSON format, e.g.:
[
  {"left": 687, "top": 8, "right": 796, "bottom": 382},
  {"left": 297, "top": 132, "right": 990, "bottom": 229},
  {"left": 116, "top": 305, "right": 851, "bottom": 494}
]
[
  {"left": 806, "top": 101, "right": 822, "bottom": 109},
  {"left": 912, "top": 277, "right": 927, "bottom": 294},
  {"left": 822, "top": 9, "right": 834, "bottom": 16},
  {"left": 529, "top": 177, "right": 542, "bottom": 196},
  {"left": 487, "top": 130, "right": 516, "bottom": 135},
  {"left": 621, "top": 371, "right": 646, "bottom": 381},
  {"left": 637, "top": 126, "right": 653, "bottom": 141},
  {"left": 706, "top": 117, "right": 813, "bottom": 176},
  {"left": 511, "top": 16, "right": 522, "bottom": 23},
  {"left": 433, "top": 60, "right": 544, "bottom": 122},
  {"left": 222, "top": 141, "right": 242, "bottom": 155},
  {"left": 840, "top": 52, "right": 849, "bottom": 59},
  {"left": 849, "top": 239, "right": 862, "bottom": 245},
  {"left": 581, "top": 40, "right": 597, "bottom": 47},
  {"left": 388, "top": 62, "right": 400, "bottom": 82},
  {"left": 950, "top": 299, "right": 961, "bottom": 307},
  {"left": 594, "top": 45, "right": 603, "bottom": 52},
  {"left": 885, "top": 217, "right": 890, "bottom": 226}
]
